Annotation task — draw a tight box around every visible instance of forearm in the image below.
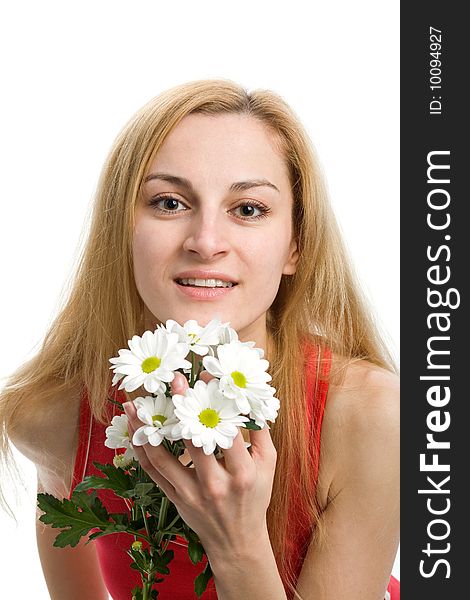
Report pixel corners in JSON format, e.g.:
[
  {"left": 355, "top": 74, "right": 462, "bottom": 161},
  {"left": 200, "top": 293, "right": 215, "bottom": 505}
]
[
  {"left": 208, "top": 535, "right": 288, "bottom": 600},
  {"left": 37, "top": 522, "right": 109, "bottom": 600}
]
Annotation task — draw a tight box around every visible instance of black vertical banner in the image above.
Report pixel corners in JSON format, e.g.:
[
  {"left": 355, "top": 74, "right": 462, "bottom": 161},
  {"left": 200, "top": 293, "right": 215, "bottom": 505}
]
[{"left": 401, "top": 4, "right": 468, "bottom": 599}]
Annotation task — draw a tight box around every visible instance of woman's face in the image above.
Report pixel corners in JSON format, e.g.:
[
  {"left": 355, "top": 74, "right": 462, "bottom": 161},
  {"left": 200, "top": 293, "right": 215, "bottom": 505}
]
[{"left": 133, "top": 113, "right": 299, "bottom": 349}]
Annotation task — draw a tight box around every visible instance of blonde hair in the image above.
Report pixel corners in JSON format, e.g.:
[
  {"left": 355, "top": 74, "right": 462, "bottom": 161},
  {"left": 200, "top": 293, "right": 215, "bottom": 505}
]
[{"left": 0, "top": 79, "right": 396, "bottom": 597}]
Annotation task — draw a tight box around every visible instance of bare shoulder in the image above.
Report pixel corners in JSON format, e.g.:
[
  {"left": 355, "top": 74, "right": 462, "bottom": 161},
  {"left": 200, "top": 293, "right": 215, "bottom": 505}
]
[
  {"left": 327, "top": 355, "right": 399, "bottom": 429},
  {"left": 9, "top": 381, "right": 83, "bottom": 497},
  {"left": 317, "top": 356, "right": 400, "bottom": 507}
]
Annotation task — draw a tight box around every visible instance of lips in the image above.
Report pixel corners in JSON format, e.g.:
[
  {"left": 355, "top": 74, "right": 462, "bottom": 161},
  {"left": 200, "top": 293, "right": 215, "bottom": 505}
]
[
  {"left": 174, "top": 269, "right": 238, "bottom": 286},
  {"left": 176, "top": 278, "right": 234, "bottom": 288},
  {"left": 174, "top": 279, "right": 237, "bottom": 300}
]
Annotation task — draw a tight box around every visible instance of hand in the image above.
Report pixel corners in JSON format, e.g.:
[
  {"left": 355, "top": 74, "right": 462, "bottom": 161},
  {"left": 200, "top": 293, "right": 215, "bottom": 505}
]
[{"left": 123, "top": 371, "right": 278, "bottom": 560}]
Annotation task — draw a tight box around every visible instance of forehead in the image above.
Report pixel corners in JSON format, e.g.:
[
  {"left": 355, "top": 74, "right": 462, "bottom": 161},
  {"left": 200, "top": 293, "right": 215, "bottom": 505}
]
[{"left": 148, "top": 113, "right": 290, "bottom": 187}]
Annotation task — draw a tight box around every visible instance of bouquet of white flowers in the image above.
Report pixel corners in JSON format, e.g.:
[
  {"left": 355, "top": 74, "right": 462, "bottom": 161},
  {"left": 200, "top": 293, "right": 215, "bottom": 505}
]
[{"left": 37, "top": 319, "right": 279, "bottom": 599}]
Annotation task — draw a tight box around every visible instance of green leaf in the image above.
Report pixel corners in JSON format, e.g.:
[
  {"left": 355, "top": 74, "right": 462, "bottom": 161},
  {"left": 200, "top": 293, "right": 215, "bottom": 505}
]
[
  {"left": 74, "top": 463, "right": 133, "bottom": 498},
  {"left": 134, "top": 495, "right": 153, "bottom": 508},
  {"left": 194, "top": 561, "right": 213, "bottom": 598},
  {"left": 37, "top": 491, "right": 111, "bottom": 548},
  {"left": 131, "top": 585, "right": 143, "bottom": 600},
  {"left": 187, "top": 537, "right": 204, "bottom": 565},
  {"left": 88, "top": 523, "right": 128, "bottom": 542},
  {"left": 110, "top": 512, "right": 130, "bottom": 527},
  {"left": 134, "top": 483, "right": 156, "bottom": 496},
  {"left": 153, "top": 548, "right": 174, "bottom": 575},
  {"left": 129, "top": 549, "right": 150, "bottom": 572},
  {"left": 244, "top": 418, "right": 262, "bottom": 430},
  {"left": 122, "top": 481, "right": 160, "bottom": 503}
]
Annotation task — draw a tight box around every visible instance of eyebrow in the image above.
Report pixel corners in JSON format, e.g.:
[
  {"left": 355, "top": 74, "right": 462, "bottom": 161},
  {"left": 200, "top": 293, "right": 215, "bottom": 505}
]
[{"left": 143, "top": 172, "right": 280, "bottom": 194}]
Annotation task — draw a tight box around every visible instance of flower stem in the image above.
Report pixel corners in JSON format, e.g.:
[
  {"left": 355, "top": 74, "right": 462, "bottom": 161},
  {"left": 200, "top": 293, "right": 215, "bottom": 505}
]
[
  {"left": 140, "top": 499, "right": 156, "bottom": 598},
  {"left": 190, "top": 352, "right": 196, "bottom": 386},
  {"left": 141, "top": 506, "right": 153, "bottom": 556},
  {"left": 142, "top": 577, "right": 153, "bottom": 600},
  {"left": 165, "top": 512, "right": 182, "bottom": 531},
  {"left": 155, "top": 495, "right": 170, "bottom": 546}
]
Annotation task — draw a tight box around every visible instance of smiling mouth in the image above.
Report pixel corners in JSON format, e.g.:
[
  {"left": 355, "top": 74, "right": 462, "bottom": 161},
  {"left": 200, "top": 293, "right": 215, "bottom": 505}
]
[{"left": 175, "top": 278, "right": 237, "bottom": 288}]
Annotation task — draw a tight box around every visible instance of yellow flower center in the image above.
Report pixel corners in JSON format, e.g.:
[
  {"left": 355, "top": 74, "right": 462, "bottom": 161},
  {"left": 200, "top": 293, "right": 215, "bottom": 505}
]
[
  {"left": 152, "top": 414, "right": 167, "bottom": 425},
  {"left": 141, "top": 356, "right": 161, "bottom": 373},
  {"left": 131, "top": 541, "right": 142, "bottom": 551},
  {"left": 198, "top": 408, "right": 220, "bottom": 428},
  {"left": 231, "top": 370, "right": 247, "bottom": 388}
]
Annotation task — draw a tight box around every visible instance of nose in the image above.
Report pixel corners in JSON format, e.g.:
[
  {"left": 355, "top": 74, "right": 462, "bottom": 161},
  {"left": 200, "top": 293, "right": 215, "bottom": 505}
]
[{"left": 182, "top": 209, "right": 231, "bottom": 261}]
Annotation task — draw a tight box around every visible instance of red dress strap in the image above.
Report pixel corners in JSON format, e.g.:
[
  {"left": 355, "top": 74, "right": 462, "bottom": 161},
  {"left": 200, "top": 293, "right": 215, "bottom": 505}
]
[
  {"left": 284, "top": 341, "right": 332, "bottom": 590},
  {"left": 304, "top": 342, "right": 332, "bottom": 480},
  {"left": 68, "top": 385, "right": 93, "bottom": 499}
]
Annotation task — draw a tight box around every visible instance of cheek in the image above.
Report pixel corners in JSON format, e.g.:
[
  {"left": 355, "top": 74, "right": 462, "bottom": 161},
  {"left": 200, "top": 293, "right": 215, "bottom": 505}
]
[
  {"left": 241, "top": 224, "right": 292, "bottom": 276},
  {"left": 132, "top": 223, "right": 168, "bottom": 285},
  {"left": 134, "top": 219, "right": 169, "bottom": 256}
]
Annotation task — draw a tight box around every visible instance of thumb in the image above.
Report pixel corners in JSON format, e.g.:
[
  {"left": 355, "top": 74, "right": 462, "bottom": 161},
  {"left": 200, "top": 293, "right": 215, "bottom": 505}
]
[{"left": 171, "top": 371, "right": 189, "bottom": 395}]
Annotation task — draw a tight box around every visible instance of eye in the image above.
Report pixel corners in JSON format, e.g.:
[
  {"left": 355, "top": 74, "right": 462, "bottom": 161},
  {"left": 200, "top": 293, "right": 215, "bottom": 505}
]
[
  {"left": 149, "top": 194, "right": 188, "bottom": 214},
  {"left": 232, "top": 202, "right": 271, "bottom": 220}
]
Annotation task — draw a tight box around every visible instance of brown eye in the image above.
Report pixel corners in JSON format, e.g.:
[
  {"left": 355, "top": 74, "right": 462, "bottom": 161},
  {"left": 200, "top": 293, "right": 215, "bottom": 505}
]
[
  {"left": 149, "top": 195, "right": 188, "bottom": 213},
  {"left": 233, "top": 202, "right": 270, "bottom": 220},
  {"left": 240, "top": 206, "right": 256, "bottom": 217},
  {"left": 162, "top": 197, "right": 179, "bottom": 211}
]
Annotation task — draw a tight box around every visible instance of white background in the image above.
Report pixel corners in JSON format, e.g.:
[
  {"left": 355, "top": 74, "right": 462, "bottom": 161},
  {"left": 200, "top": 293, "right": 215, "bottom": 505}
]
[{"left": 0, "top": 1, "right": 399, "bottom": 596}]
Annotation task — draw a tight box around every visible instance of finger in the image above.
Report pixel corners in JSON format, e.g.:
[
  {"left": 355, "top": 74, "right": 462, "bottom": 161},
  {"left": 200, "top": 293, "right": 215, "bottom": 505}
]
[
  {"left": 123, "top": 401, "right": 192, "bottom": 491},
  {"left": 218, "top": 429, "right": 252, "bottom": 474},
  {"left": 198, "top": 370, "right": 215, "bottom": 384},
  {"left": 171, "top": 371, "right": 189, "bottom": 395},
  {"left": 126, "top": 417, "right": 177, "bottom": 501},
  {"left": 183, "top": 438, "right": 221, "bottom": 483},
  {"left": 122, "top": 398, "right": 139, "bottom": 421},
  {"left": 249, "top": 426, "right": 277, "bottom": 465}
]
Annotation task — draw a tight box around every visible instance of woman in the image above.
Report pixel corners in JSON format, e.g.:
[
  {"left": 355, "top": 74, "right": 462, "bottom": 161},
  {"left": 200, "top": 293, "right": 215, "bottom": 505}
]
[{"left": 0, "top": 79, "right": 399, "bottom": 599}]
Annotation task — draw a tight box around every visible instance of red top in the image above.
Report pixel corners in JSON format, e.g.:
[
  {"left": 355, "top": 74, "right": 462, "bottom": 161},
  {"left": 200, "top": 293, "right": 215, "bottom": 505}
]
[{"left": 68, "top": 342, "right": 399, "bottom": 599}]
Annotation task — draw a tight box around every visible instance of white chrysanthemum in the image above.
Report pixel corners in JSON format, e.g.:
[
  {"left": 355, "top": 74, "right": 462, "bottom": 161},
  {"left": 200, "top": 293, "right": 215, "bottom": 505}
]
[
  {"left": 105, "top": 414, "right": 137, "bottom": 462},
  {"left": 131, "top": 394, "right": 182, "bottom": 447},
  {"left": 247, "top": 395, "right": 281, "bottom": 429},
  {"left": 113, "top": 451, "right": 135, "bottom": 469},
  {"left": 165, "top": 318, "right": 222, "bottom": 357},
  {"left": 217, "top": 324, "right": 264, "bottom": 357},
  {"left": 203, "top": 341, "right": 276, "bottom": 420},
  {"left": 172, "top": 379, "right": 249, "bottom": 456},
  {"left": 109, "top": 329, "right": 191, "bottom": 394}
]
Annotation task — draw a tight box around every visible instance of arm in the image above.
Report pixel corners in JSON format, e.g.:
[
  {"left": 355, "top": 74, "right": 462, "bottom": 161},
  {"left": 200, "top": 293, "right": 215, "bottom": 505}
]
[
  {"left": 296, "top": 364, "right": 400, "bottom": 599},
  {"left": 36, "top": 475, "right": 110, "bottom": 600},
  {"left": 9, "top": 387, "right": 110, "bottom": 600}
]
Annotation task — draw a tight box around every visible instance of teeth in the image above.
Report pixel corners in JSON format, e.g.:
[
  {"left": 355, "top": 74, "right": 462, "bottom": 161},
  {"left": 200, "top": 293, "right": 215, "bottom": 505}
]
[{"left": 177, "top": 278, "right": 234, "bottom": 288}]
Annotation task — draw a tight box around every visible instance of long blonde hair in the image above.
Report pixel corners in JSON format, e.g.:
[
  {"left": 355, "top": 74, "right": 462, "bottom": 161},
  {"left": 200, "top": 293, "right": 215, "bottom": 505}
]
[{"left": 0, "top": 79, "right": 396, "bottom": 596}]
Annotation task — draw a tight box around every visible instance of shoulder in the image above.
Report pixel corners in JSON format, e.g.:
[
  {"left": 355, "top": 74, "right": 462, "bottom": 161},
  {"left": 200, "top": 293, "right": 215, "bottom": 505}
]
[
  {"left": 9, "top": 381, "right": 83, "bottom": 497},
  {"left": 326, "top": 356, "right": 399, "bottom": 434},
  {"left": 317, "top": 356, "right": 399, "bottom": 506}
]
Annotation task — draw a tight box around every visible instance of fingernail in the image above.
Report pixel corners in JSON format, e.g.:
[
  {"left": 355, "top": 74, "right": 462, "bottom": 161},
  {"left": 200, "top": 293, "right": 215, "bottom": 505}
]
[{"left": 122, "top": 402, "right": 131, "bottom": 417}]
